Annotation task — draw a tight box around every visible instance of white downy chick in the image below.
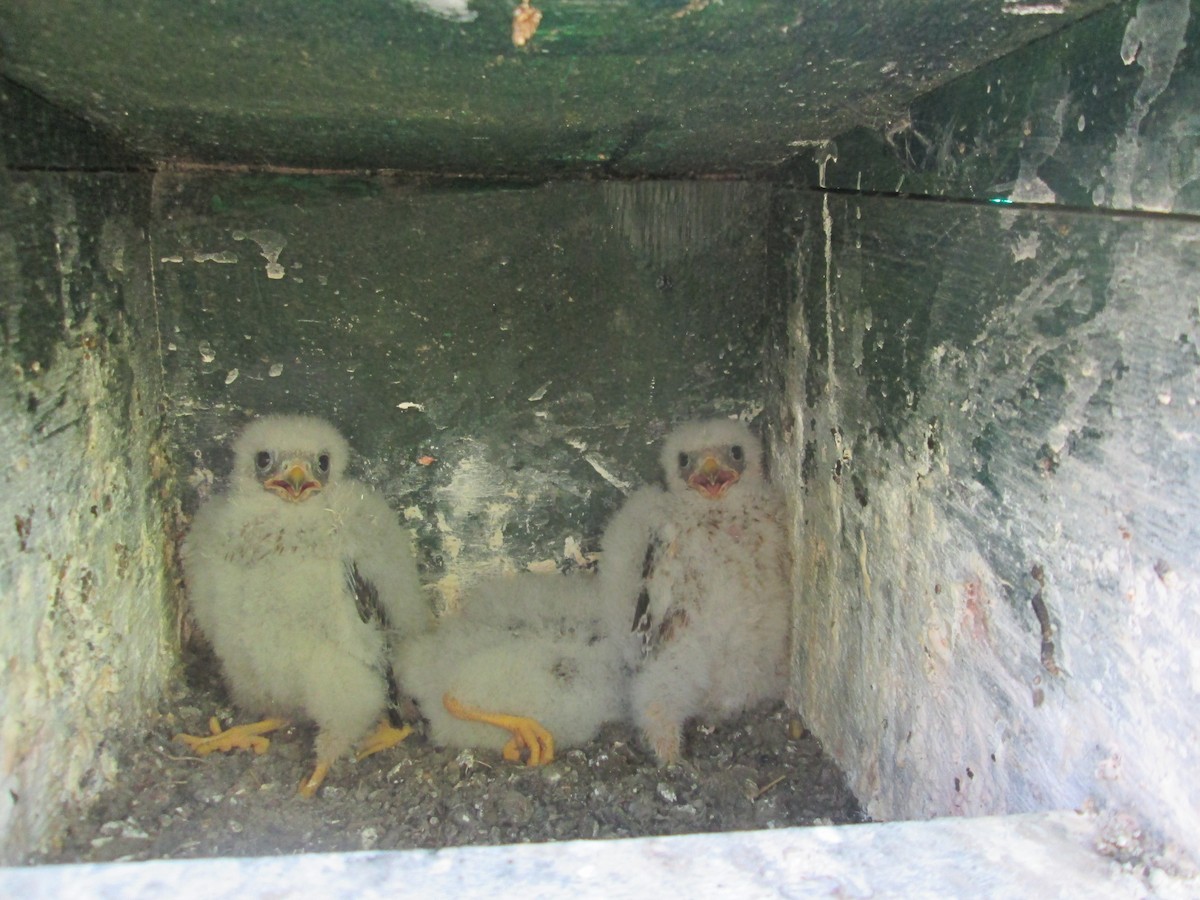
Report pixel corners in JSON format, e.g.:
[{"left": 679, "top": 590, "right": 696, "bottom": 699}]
[
  {"left": 598, "top": 418, "right": 792, "bottom": 763},
  {"left": 178, "top": 414, "right": 429, "bottom": 795},
  {"left": 395, "top": 572, "right": 626, "bottom": 764}
]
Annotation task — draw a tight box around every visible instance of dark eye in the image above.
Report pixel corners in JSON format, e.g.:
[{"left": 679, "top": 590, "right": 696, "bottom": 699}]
[
  {"left": 678, "top": 452, "right": 690, "bottom": 469},
  {"left": 730, "top": 445, "right": 744, "bottom": 462},
  {"left": 255, "top": 450, "right": 273, "bottom": 473},
  {"left": 317, "top": 453, "right": 331, "bottom": 475}
]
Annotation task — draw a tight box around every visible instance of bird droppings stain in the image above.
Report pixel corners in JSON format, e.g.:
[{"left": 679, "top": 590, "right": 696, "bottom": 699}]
[
  {"left": 1002, "top": 1, "right": 1067, "bottom": 14},
  {"left": 192, "top": 251, "right": 238, "bottom": 265},
  {"left": 1011, "top": 231, "right": 1040, "bottom": 262},
  {"left": 232, "top": 229, "right": 287, "bottom": 279},
  {"left": 223, "top": 369, "right": 239, "bottom": 386},
  {"left": 409, "top": 0, "right": 477, "bottom": 22},
  {"left": 582, "top": 453, "right": 632, "bottom": 493},
  {"left": 198, "top": 342, "right": 216, "bottom": 364},
  {"left": 268, "top": 364, "right": 284, "bottom": 377}
]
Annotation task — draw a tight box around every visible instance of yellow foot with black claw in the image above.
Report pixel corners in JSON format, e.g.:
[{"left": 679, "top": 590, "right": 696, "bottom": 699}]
[
  {"left": 356, "top": 721, "right": 414, "bottom": 761},
  {"left": 443, "top": 693, "right": 555, "bottom": 765},
  {"left": 298, "top": 760, "right": 330, "bottom": 799},
  {"left": 173, "top": 717, "right": 287, "bottom": 756}
]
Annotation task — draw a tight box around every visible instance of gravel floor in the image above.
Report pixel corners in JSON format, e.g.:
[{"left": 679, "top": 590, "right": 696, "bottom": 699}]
[{"left": 30, "top": 650, "right": 865, "bottom": 864}]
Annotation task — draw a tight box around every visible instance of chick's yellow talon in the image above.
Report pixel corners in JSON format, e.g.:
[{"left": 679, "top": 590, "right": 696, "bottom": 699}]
[
  {"left": 173, "top": 717, "right": 287, "bottom": 756},
  {"left": 298, "top": 760, "right": 330, "bottom": 798},
  {"left": 356, "top": 721, "right": 414, "bottom": 760},
  {"left": 443, "top": 693, "right": 555, "bottom": 766}
]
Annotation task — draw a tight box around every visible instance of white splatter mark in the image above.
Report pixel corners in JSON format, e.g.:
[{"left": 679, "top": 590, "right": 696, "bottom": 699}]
[
  {"left": 224, "top": 369, "right": 239, "bottom": 385},
  {"left": 232, "top": 229, "right": 287, "bottom": 279},
  {"left": 188, "top": 466, "right": 215, "bottom": 491},
  {"left": 1105, "top": 0, "right": 1190, "bottom": 211},
  {"left": 1011, "top": 232, "right": 1041, "bottom": 262},
  {"left": 268, "top": 363, "right": 283, "bottom": 377},
  {"left": 193, "top": 251, "right": 238, "bottom": 264},
  {"left": 1003, "top": 2, "right": 1070, "bottom": 13},
  {"left": 738, "top": 404, "right": 765, "bottom": 424},
  {"left": 528, "top": 381, "right": 551, "bottom": 401},
  {"left": 160, "top": 255, "right": 184, "bottom": 264},
  {"left": 198, "top": 342, "right": 216, "bottom": 363},
  {"left": 1002, "top": 1, "right": 1066, "bottom": 14},
  {"left": 396, "top": 401, "right": 426, "bottom": 411},
  {"left": 583, "top": 453, "right": 632, "bottom": 493},
  {"left": 408, "top": 0, "right": 476, "bottom": 21}
]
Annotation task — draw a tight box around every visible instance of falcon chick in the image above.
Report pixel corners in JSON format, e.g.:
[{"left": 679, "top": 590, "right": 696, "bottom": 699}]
[
  {"left": 176, "top": 414, "right": 429, "bottom": 796},
  {"left": 395, "top": 572, "right": 626, "bottom": 765},
  {"left": 599, "top": 418, "right": 792, "bottom": 764}
]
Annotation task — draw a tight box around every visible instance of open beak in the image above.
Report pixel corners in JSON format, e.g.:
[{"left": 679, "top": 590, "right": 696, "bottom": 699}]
[
  {"left": 265, "top": 463, "right": 323, "bottom": 502},
  {"left": 687, "top": 455, "right": 739, "bottom": 500}
]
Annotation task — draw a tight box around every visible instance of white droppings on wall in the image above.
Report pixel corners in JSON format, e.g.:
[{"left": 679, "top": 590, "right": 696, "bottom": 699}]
[
  {"left": 232, "top": 228, "right": 287, "bottom": 279},
  {"left": 192, "top": 251, "right": 238, "bottom": 264},
  {"left": 0, "top": 289, "right": 172, "bottom": 861},
  {"left": 776, "top": 187, "right": 1200, "bottom": 859},
  {"left": 406, "top": 0, "right": 477, "bottom": 22},
  {"left": 1103, "top": 0, "right": 1191, "bottom": 211}
]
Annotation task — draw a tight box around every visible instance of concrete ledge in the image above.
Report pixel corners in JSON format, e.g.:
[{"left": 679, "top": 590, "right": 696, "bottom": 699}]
[{"left": 3, "top": 811, "right": 1190, "bottom": 898}]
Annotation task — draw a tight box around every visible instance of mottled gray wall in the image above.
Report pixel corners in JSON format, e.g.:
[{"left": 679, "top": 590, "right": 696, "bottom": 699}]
[
  {"left": 153, "top": 175, "right": 777, "bottom": 607},
  {"left": 772, "top": 0, "right": 1200, "bottom": 859},
  {"left": 0, "top": 168, "right": 172, "bottom": 862}
]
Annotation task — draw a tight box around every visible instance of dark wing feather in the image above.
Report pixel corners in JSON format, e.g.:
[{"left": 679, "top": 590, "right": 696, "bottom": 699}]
[
  {"left": 631, "top": 535, "right": 662, "bottom": 655},
  {"left": 345, "top": 560, "right": 405, "bottom": 726},
  {"left": 347, "top": 560, "right": 388, "bottom": 628}
]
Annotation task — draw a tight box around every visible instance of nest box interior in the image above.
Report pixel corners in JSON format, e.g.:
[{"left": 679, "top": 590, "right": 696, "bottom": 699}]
[{"left": 1, "top": 0, "right": 1198, "bottom": 891}]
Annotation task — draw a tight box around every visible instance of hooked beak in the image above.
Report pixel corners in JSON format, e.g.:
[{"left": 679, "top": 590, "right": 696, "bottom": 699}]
[
  {"left": 687, "top": 455, "right": 739, "bottom": 500},
  {"left": 265, "top": 462, "right": 323, "bottom": 502}
]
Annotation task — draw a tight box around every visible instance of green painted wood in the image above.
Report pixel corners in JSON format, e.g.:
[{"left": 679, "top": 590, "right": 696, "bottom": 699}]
[
  {"left": 0, "top": 78, "right": 151, "bottom": 172},
  {"left": 0, "top": 0, "right": 1116, "bottom": 176}
]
